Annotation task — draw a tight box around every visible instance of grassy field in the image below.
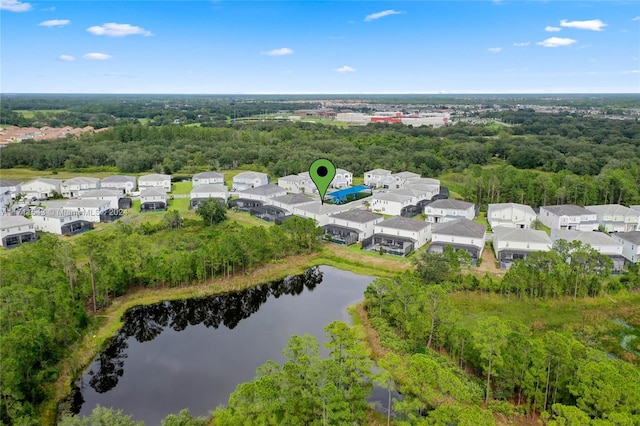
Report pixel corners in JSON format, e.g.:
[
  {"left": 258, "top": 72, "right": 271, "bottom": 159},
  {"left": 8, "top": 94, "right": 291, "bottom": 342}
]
[
  {"left": 15, "top": 109, "right": 67, "bottom": 119},
  {"left": 171, "top": 181, "right": 192, "bottom": 194},
  {"left": 0, "top": 167, "right": 121, "bottom": 181}
]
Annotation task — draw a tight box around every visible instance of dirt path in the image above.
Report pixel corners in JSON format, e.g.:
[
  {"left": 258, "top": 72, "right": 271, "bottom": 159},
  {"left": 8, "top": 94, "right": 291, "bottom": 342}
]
[{"left": 473, "top": 246, "right": 506, "bottom": 278}]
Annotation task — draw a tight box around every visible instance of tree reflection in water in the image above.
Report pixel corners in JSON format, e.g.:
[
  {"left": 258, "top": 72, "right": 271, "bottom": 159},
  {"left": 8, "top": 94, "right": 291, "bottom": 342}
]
[{"left": 80, "top": 267, "right": 323, "bottom": 400}]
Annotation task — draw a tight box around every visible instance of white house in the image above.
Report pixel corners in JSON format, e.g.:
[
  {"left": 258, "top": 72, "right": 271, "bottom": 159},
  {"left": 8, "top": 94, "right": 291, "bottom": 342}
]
[
  {"left": 190, "top": 184, "right": 229, "bottom": 209},
  {"left": 487, "top": 203, "right": 538, "bottom": 229},
  {"left": 551, "top": 229, "right": 625, "bottom": 272},
  {"left": 390, "top": 171, "right": 421, "bottom": 189},
  {"left": 60, "top": 199, "right": 111, "bottom": 223},
  {"left": 270, "top": 193, "right": 315, "bottom": 213},
  {"left": 31, "top": 208, "right": 93, "bottom": 235},
  {"left": 21, "top": 178, "right": 62, "bottom": 200},
  {"left": 101, "top": 175, "right": 137, "bottom": 194},
  {"left": 238, "top": 184, "right": 286, "bottom": 202},
  {"left": 366, "top": 216, "right": 431, "bottom": 256},
  {"left": 331, "top": 169, "right": 353, "bottom": 189},
  {"left": 140, "top": 188, "right": 168, "bottom": 211},
  {"left": 405, "top": 178, "right": 441, "bottom": 200},
  {"left": 138, "top": 174, "right": 172, "bottom": 192},
  {"left": 429, "top": 218, "right": 487, "bottom": 263},
  {"left": 78, "top": 189, "right": 123, "bottom": 209},
  {"left": 193, "top": 171, "right": 224, "bottom": 187},
  {"left": 60, "top": 177, "right": 101, "bottom": 198},
  {"left": 323, "top": 210, "right": 384, "bottom": 244},
  {"left": 0, "top": 180, "right": 22, "bottom": 200},
  {"left": 492, "top": 228, "right": 553, "bottom": 269},
  {"left": 425, "top": 199, "right": 476, "bottom": 224},
  {"left": 538, "top": 205, "right": 598, "bottom": 232},
  {"left": 585, "top": 204, "right": 640, "bottom": 233},
  {"left": 0, "top": 216, "right": 38, "bottom": 249},
  {"left": 364, "top": 169, "right": 392, "bottom": 188},
  {"left": 293, "top": 202, "right": 352, "bottom": 227},
  {"left": 232, "top": 171, "right": 269, "bottom": 191},
  {"left": 277, "top": 175, "right": 313, "bottom": 194},
  {"left": 610, "top": 232, "right": 640, "bottom": 264},
  {"left": 370, "top": 192, "right": 416, "bottom": 216},
  {"left": 392, "top": 187, "right": 432, "bottom": 204}
]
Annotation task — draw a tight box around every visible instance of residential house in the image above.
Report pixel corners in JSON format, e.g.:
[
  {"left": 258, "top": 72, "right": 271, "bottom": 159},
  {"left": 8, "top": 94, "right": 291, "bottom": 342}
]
[
  {"left": 192, "top": 171, "right": 224, "bottom": 187},
  {"left": 21, "top": 178, "right": 62, "bottom": 200},
  {"left": 492, "top": 228, "right": 553, "bottom": 269},
  {"left": 331, "top": 168, "right": 353, "bottom": 189},
  {"left": 138, "top": 174, "right": 172, "bottom": 192},
  {"left": 32, "top": 208, "right": 93, "bottom": 235},
  {"left": 538, "top": 205, "right": 598, "bottom": 231},
  {"left": 0, "top": 216, "right": 38, "bottom": 248},
  {"left": 270, "top": 193, "right": 315, "bottom": 214},
  {"left": 487, "top": 203, "right": 537, "bottom": 229},
  {"left": 79, "top": 189, "right": 123, "bottom": 209},
  {"left": 585, "top": 204, "right": 640, "bottom": 233},
  {"left": 551, "top": 229, "right": 625, "bottom": 272},
  {"left": 232, "top": 171, "right": 269, "bottom": 191},
  {"left": 610, "top": 232, "right": 640, "bottom": 264},
  {"left": 277, "top": 174, "right": 313, "bottom": 194},
  {"left": 425, "top": 199, "right": 476, "bottom": 224},
  {"left": 140, "top": 188, "right": 168, "bottom": 212},
  {"left": 364, "top": 216, "right": 431, "bottom": 256},
  {"left": 370, "top": 192, "right": 416, "bottom": 216},
  {"left": 429, "top": 218, "right": 487, "bottom": 263},
  {"left": 238, "top": 184, "right": 286, "bottom": 203},
  {"left": 293, "top": 202, "right": 352, "bottom": 227},
  {"left": 364, "top": 169, "right": 393, "bottom": 188},
  {"left": 190, "top": 184, "right": 229, "bottom": 209},
  {"left": 101, "top": 175, "right": 137, "bottom": 194},
  {"left": 59, "top": 199, "right": 112, "bottom": 223},
  {"left": 0, "top": 180, "right": 22, "bottom": 200},
  {"left": 405, "top": 178, "right": 441, "bottom": 200},
  {"left": 390, "top": 171, "right": 421, "bottom": 189},
  {"left": 60, "top": 177, "right": 101, "bottom": 198},
  {"left": 323, "top": 210, "right": 384, "bottom": 245}
]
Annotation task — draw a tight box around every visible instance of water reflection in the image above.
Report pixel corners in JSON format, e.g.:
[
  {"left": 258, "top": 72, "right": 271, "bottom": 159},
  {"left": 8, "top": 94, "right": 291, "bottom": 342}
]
[{"left": 84, "top": 267, "right": 323, "bottom": 397}]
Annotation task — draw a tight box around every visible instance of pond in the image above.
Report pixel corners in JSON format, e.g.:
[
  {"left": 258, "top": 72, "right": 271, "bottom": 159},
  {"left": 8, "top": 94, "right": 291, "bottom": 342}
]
[{"left": 70, "top": 266, "right": 376, "bottom": 424}]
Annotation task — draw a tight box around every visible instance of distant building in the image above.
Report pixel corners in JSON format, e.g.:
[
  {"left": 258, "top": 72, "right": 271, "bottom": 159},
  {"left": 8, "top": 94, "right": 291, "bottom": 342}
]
[
  {"left": 424, "top": 199, "right": 476, "bottom": 224},
  {"left": 270, "top": 193, "right": 315, "bottom": 214},
  {"left": 538, "top": 205, "right": 598, "bottom": 232},
  {"left": 138, "top": 174, "right": 172, "bottom": 192},
  {"left": 488, "top": 203, "right": 537, "bottom": 229},
  {"left": 429, "top": 218, "right": 487, "bottom": 263},
  {"left": 79, "top": 189, "right": 124, "bottom": 209},
  {"left": 238, "top": 184, "right": 286, "bottom": 202},
  {"left": 390, "top": 172, "right": 421, "bottom": 189},
  {"left": 21, "top": 178, "right": 62, "bottom": 200},
  {"left": 610, "top": 232, "right": 640, "bottom": 264},
  {"left": 232, "top": 171, "right": 269, "bottom": 191},
  {"left": 192, "top": 171, "right": 224, "bottom": 187},
  {"left": 331, "top": 169, "right": 353, "bottom": 189},
  {"left": 60, "top": 177, "right": 101, "bottom": 198},
  {"left": 585, "top": 204, "right": 640, "bottom": 233},
  {"left": 364, "top": 169, "right": 392, "bottom": 188},
  {"left": 0, "top": 216, "right": 38, "bottom": 249},
  {"left": 101, "top": 175, "right": 137, "bottom": 194},
  {"left": 277, "top": 175, "right": 313, "bottom": 194}
]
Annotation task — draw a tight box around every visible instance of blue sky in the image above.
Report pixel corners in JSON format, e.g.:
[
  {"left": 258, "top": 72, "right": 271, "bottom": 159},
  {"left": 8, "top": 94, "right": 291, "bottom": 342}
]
[{"left": 1, "top": 1, "right": 639, "bottom": 93}]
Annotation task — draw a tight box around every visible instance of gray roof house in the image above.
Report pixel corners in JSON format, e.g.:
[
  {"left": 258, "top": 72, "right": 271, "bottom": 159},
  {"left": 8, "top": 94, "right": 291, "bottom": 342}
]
[
  {"left": 538, "top": 204, "right": 598, "bottom": 232},
  {"left": 364, "top": 169, "right": 393, "bottom": 188},
  {"left": 551, "top": 229, "right": 625, "bottom": 272},
  {"left": 21, "top": 178, "right": 63, "bottom": 200},
  {"left": 270, "top": 193, "right": 315, "bottom": 213},
  {"left": 190, "top": 184, "right": 229, "bottom": 209},
  {"left": 101, "top": 175, "right": 137, "bottom": 194},
  {"left": 610, "top": 231, "right": 640, "bottom": 264},
  {"left": 425, "top": 199, "right": 476, "bottom": 224},
  {"left": 140, "top": 187, "right": 168, "bottom": 212},
  {"left": 492, "top": 228, "right": 553, "bottom": 269},
  {"left": 429, "top": 218, "right": 487, "bottom": 262},
  {"left": 238, "top": 184, "right": 286, "bottom": 202},
  {"left": 0, "top": 216, "right": 38, "bottom": 248},
  {"left": 232, "top": 171, "right": 269, "bottom": 191},
  {"left": 61, "top": 177, "right": 101, "bottom": 198},
  {"left": 138, "top": 174, "right": 172, "bottom": 191},
  {"left": 323, "top": 209, "right": 384, "bottom": 245},
  {"left": 487, "top": 203, "right": 537, "bottom": 230},
  {"left": 364, "top": 216, "right": 431, "bottom": 256},
  {"left": 193, "top": 171, "right": 224, "bottom": 187},
  {"left": 585, "top": 204, "right": 640, "bottom": 233}
]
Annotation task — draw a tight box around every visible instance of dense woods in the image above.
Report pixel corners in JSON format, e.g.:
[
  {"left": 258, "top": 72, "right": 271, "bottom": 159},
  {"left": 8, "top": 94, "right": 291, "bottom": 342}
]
[{"left": 0, "top": 216, "right": 322, "bottom": 425}]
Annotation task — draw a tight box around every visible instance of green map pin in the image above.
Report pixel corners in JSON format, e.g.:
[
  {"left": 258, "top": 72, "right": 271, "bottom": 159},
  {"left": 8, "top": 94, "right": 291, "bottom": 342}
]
[{"left": 309, "top": 159, "right": 336, "bottom": 204}]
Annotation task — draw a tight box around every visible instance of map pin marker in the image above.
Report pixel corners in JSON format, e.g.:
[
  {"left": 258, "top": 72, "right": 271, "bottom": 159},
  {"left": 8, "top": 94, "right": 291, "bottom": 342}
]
[{"left": 309, "top": 159, "right": 336, "bottom": 205}]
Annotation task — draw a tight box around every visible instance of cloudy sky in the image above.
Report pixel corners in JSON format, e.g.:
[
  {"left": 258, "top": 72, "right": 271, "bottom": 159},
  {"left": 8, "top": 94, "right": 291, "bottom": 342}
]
[{"left": 1, "top": 0, "right": 639, "bottom": 93}]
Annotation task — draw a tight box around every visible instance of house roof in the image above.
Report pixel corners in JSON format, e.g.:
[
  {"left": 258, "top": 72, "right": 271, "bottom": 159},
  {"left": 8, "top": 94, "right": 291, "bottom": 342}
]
[
  {"left": 541, "top": 204, "right": 594, "bottom": 216},
  {"left": 428, "top": 199, "right": 475, "bottom": 210},
  {"left": 191, "top": 184, "right": 228, "bottom": 195},
  {"left": 234, "top": 171, "right": 268, "bottom": 180},
  {"left": 102, "top": 175, "right": 136, "bottom": 183},
  {"left": 140, "top": 187, "right": 168, "bottom": 197},
  {"left": 278, "top": 174, "right": 308, "bottom": 183},
  {"left": 493, "top": 228, "right": 552, "bottom": 245},
  {"left": 378, "top": 216, "right": 430, "bottom": 232},
  {"left": 552, "top": 230, "right": 621, "bottom": 246},
  {"left": 330, "top": 209, "right": 383, "bottom": 223},
  {"left": 271, "top": 194, "right": 315, "bottom": 205},
  {"left": 612, "top": 231, "right": 640, "bottom": 245},
  {"left": 26, "top": 178, "right": 62, "bottom": 186},
  {"left": 406, "top": 178, "right": 440, "bottom": 186},
  {"left": 0, "top": 179, "right": 22, "bottom": 187},
  {"left": 0, "top": 216, "right": 33, "bottom": 229},
  {"left": 79, "top": 189, "right": 122, "bottom": 198},
  {"left": 62, "top": 199, "right": 111, "bottom": 209},
  {"left": 366, "top": 168, "right": 391, "bottom": 175},
  {"left": 393, "top": 187, "right": 429, "bottom": 198},
  {"left": 63, "top": 177, "right": 100, "bottom": 185},
  {"left": 372, "top": 192, "right": 415, "bottom": 203},
  {"left": 432, "top": 218, "right": 486, "bottom": 238},
  {"left": 488, "top": 202, "right": 536, "bottom": 215},
  {"left": 139, "top": 173, "right": 171, "bottom": 182},
  {"left": 336, "top": 168, "right": 352, "bottom": 175},
  {"left": 392, "top": 171, "right": 421, "bottom": 179},
  {"left": 240, "top": 184, "right": 285, "bottom": 197},
  {"left": 585, "top": 204, "right": 637, "bottom": 217},
  {"left": 295, "top": 203, "right": 350, "bottom": 216},
  {"left": 193, "top": 171, "right": 224, "bottom": 180}
]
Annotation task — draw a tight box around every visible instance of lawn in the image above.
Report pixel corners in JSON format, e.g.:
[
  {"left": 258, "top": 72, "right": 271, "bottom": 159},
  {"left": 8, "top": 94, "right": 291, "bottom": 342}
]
[
  {"left": 15, "top": 109, "right": 67, "bottom": 119},
  {"left": 0, "top": 167, "right": 121, "bottom": 181},
  {"left": 172, "top": 181, "right": 192, "bottom": 195}
]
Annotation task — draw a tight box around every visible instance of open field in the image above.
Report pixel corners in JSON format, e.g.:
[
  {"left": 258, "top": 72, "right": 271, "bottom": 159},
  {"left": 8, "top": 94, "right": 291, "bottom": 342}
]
[
  {"left": 15, "top": 109, "right": 67, "bottom": 118},
  {"left": 171, "top": 181, "right": 192, "bottom": 194}
]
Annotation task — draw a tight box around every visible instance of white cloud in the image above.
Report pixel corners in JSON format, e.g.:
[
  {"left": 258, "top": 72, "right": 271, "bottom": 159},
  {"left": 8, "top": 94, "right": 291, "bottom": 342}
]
[
  {"left": 82, "top": 52, "right": 111, "bottom": 60},
  {"left": 513, "top": 42, "right": 530, "bottom": 47},
  {"left": 335, "top": 65, "right": 356, "bottom": 73},
  {"left": 364, "top": 10, "right": 402, "bottom": 22},
  {"left": 560, "top": 19, "right": 607, "bottom": 31},
  {"left": 0, "top": 0, "right": 32, "bottom": 12},
  {"left": 537, "top": 37, "right": 577, "bottom": 48},
  {"left": 262, "top": 47, "right": 294, "bottom": 56},
  {"left": 545, "top": 26, "right": 562, "bottom": 32},
  {"left": 488, "top": 47, "right": 502, "bottom": 53},
  {"left": 621, "top": 70, "right": 639, "bottom": 74},
  {"left": 39, "top": 19, "right": 70, "bottom": 27},
  {"left": 633, "top": 16, "right": 640, "bottom": 21},
  {"left": 58, "top": 54, "right": 75, "bottom": 61},
  {"left": 87, "top": 23, "right": 152, "bottom": 37}
]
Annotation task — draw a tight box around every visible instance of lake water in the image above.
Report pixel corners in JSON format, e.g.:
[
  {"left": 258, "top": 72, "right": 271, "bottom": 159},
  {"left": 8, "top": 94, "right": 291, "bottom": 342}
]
[{"left": 70, "top": 266, "right": 376, "bottom": 425}]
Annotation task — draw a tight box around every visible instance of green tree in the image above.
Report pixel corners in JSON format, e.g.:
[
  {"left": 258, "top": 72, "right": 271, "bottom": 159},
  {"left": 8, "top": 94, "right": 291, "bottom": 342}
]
[
  {"left": 473, "top": 316, "right": 509, "bottom": 404},
  {"left": 411, "top": 251, "right": 453, "bottom": 284},
  {"left": 196, "top": 199, "right": 227, "bottom": 226},
  {"left": 58, "top": 405, "right": 144, "bottom": 426}
]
